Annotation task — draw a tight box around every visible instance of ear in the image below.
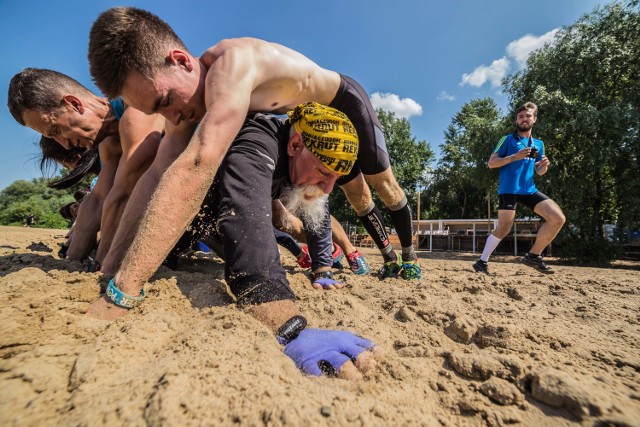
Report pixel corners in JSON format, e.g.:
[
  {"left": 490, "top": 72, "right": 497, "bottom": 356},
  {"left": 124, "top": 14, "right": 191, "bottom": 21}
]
[
  {"left": 62, "top": 95, "right": 84, "bottom": 113},
  {"left": 287, "top": 131, "right": 304, "bottom": 156},
  {"left": 167, "top": 49, "right": 194, "bottom": 71}
]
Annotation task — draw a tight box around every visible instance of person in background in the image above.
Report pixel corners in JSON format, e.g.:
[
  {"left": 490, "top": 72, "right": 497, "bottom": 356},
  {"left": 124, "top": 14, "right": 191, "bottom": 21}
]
[{"left": 472, "top": 102, "right": 565, "bottom": 275}]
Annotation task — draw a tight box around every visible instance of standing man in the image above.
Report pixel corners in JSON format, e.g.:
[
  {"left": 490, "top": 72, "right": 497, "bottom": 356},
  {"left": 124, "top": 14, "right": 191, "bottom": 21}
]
[
  {"left": 87, "top": 6, "right": 420, "bottom": 281},
  {"left": 473, "top": 102, "right": 565, "bottom": 274}
]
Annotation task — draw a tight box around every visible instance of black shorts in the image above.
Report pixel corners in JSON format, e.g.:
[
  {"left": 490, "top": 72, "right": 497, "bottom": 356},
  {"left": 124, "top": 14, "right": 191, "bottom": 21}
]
[
  {"left": 330, "top": 75, "right": 391, "bottom": 186},
  {"left": 498, "top": 192, "right": 550, "bottom": 211}
]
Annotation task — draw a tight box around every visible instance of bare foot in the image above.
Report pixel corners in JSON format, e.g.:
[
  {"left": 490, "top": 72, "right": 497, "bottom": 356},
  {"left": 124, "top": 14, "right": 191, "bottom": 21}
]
[{"left": 85, "top": 294, "right": 129, "bottom": 321}]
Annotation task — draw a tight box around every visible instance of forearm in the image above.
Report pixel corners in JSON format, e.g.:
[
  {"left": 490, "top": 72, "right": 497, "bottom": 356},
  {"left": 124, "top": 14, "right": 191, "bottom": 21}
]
[
  {"left": 95, "top": 194, "right": 128, "bottom": 265},
  {"left": 101, "top": 170, "right": 160, "bottom": 275},
  {"left": 488, "top": 155, "right": 518, "bottom": 169},
  {"left": 67, "top": 197, "right": 102, "bottom": 260},
  {"left": 116, "top": 154, "right": 218, "bottom": 293},
  {"left": 245, "top": 300, "right": 301, "bottom": 333},
  {"left": 536, "top": 165, "right": 548, "bottom": 175}
]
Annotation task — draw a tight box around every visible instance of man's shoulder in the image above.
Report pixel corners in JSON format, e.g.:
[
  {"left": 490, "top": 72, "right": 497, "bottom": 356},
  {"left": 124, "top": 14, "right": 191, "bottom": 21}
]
[
  {"left": 493, "top": 133, "right": 514, "bottom": 152},
  {"left": 203, "top": 38, "right": 265, "bottom": 60}
]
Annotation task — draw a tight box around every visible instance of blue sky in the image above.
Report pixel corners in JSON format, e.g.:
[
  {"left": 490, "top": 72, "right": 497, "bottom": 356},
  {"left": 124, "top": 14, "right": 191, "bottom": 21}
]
[{"left": 0, "top": 0, "right": 609, "bottom": 191}]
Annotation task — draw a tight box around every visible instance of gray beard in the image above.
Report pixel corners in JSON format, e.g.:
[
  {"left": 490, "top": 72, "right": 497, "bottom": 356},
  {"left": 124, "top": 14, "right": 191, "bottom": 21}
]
[{"left": 280, "top": 185, "right": 328, "bottom": 235}]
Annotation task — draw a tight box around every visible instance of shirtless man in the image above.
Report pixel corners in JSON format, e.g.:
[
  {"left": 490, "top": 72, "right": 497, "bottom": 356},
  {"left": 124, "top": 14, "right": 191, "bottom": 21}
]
[
  {"left": 88, "top": 7, "right": 419, "bottom": 281},
  {"left": 86, "top": 8, "right": 382, "bottom": 379},
  {"left": 8, "top": 68, "right": 164, "bottom": 264}
]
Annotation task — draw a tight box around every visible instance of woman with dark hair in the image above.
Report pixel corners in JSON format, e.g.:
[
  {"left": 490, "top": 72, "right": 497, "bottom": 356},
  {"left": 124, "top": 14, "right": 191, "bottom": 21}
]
[{"left": 38, "top": 136, "right": 101, "bottom": 190}]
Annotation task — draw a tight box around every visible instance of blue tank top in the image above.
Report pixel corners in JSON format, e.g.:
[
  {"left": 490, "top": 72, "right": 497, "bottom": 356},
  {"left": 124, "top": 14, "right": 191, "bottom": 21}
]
[
  {"left": 109, "top": 97, "right": 125, "bottom": 122},
  {"left": 96, "top": 98, "right": 125, "bottom": 173}
]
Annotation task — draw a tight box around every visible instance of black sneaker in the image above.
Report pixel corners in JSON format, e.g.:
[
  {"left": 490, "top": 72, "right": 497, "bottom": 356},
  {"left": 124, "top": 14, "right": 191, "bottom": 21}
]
[
  {"left": 522, "top": 253, "right": 554, "bottom": 274},
  {"left": 472, "top": 260, "right": 489, "bottom": 274}
]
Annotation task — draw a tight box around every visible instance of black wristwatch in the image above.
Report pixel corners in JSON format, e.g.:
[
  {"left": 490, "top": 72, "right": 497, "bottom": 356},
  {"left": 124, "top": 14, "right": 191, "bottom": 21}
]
[{"left": 276, "top": 315, "right": 307, "bottom": 345}]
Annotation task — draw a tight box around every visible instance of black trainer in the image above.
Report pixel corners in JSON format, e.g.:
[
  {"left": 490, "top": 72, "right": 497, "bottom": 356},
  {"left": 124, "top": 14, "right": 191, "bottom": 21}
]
[
  {"left": 472, "top": 260, "right": 489, "bottom": 274},
  {"left": 522, "top": 253, "right": 554, "bottom": 274}
]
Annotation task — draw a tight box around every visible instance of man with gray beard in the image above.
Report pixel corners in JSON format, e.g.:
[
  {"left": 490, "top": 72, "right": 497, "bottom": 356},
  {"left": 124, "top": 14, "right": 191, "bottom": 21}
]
[
  {"left": 279, "top": 184, "right": 328, "bottom": 235},
  {"left": 90, "top": 103, "right": 379, "bottom": 379}
]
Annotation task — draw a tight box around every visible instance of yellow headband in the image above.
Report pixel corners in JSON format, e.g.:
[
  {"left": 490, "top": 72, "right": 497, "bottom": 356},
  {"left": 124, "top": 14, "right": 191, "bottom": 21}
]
[{"left": 288, "top": 102, "right": 359, "bottom": 175}]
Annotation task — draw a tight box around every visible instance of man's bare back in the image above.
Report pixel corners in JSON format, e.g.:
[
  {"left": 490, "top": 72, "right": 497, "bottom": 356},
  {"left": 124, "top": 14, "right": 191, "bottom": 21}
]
[{"left": 200, "top": 38, "right": 341, "bottom": 115}]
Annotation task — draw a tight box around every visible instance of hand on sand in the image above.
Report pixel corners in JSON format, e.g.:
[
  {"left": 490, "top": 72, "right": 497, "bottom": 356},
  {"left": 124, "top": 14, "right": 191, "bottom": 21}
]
[
  {"left": 85, "top": 294, "right": 129, "bottom": 321},
  {"left": 283, "top": 328, "right": 379, "bottom": 380},
  {"left": 311, "top": 271, "right": 344, "bottom": 291},
  {"left": 312, "top": 277, "right": 344, "bottom": 290}
]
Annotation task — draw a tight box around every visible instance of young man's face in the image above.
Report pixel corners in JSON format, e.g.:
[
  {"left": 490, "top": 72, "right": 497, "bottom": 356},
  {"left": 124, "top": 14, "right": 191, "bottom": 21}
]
[
  {"left": 121, "top": 65, "right": 206, "bottom": 126},
  {"left": 516, "top": 109, "right": 537, "bottom": 132},
  {"left": 22, "top": 104, "right": 101, "bottom": 150}
]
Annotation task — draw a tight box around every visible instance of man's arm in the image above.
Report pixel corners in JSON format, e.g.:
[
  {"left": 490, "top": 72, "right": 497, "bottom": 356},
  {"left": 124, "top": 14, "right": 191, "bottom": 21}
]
[
  {"left": 100, "top": 126, "right": 191, "bottom": 275},
  {"left": 535, "top": 156, "right": 550, "bottom": 176},
  {"left": 488, "top": 147, "right": 532, "bottom": 169},
  {"left": 114, "top": 47, "right": 256, "bottom": 293},
  {"left": 95, "top": 110, "right": 163, "bottom": 265},
  {"left": 66, "top": 138, "right": 120, "bottom": 261}
]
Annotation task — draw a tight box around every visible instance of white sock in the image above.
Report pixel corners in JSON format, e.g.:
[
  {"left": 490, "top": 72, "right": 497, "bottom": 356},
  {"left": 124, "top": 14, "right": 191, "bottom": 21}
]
[{"left": 480, "top": 234, "right": 501, "bottom": 262}]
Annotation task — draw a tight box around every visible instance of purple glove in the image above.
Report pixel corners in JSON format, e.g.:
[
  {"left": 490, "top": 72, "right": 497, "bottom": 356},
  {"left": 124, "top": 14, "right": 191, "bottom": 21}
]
[
  {"left": 283, "top": 328, "right": 375, "bottom": 376},
  {"left": 310, "top": 270, "right": 341, "bottom": 289}
]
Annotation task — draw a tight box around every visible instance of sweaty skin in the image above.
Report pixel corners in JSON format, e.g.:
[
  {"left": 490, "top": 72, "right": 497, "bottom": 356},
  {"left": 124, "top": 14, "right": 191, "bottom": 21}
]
[
  {"left": 86, "top": 36, "right": 380, "bottom": 380},
  {"left": 107, "top": 39, "right": 342, "bottom": 300}
]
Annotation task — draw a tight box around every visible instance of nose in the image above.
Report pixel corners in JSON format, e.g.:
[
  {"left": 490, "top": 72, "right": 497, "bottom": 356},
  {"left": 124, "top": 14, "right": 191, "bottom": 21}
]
[
  {"left": 165, "top": 109, "right": 181, "bottom": 126},
  {"left": 319, "top": 176, "right": 338, "bottom": 194}
]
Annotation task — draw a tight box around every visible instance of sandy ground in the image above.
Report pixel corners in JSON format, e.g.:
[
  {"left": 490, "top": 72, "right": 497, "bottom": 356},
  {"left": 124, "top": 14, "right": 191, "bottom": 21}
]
[{"left": 1, "top": 225, "right": 639, "bottom": 427}]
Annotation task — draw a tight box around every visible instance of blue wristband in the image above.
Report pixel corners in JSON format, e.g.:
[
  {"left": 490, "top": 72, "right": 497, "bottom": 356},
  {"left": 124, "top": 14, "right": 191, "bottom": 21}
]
[{"left": 106, "top": 278, "right": 145, "bottom": 309}]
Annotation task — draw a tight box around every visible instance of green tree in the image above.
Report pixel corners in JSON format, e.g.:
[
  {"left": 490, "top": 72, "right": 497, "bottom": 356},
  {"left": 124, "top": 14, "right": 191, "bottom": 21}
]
[
  {"left": 329, "top": 109, "right": 434, "bottom": 227},
  {"left": 504, "top": 0, "right": 639, "bottom": 264},
  {"left": 0, "top": 178, "right": 75, "bottom": 229},
  {"left": 427, "top": 98, "right": 508, "bottom": 219}
]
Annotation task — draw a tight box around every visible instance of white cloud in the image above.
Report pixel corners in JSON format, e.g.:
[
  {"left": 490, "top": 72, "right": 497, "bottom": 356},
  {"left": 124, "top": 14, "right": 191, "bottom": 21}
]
[
  {"left": 437, "top": 91, "right": 456, "bottom": 102},
  {"left": 460, "top": 57, "right": 510, "bottom": 88},
  {"left": 460, "top": 28, "right": 560, "bottom": 89},
  {"left": 369, "top": 92, "right": 423, "bottom": 119},
  {"left": 506, "top": 29, "right": 559, "bottom": 69}
]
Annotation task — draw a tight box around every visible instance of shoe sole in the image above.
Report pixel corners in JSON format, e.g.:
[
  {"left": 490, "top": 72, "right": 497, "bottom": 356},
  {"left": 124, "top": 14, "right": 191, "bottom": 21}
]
[{"left": 521, "top": 259, "right": 554, "bottom": 274}]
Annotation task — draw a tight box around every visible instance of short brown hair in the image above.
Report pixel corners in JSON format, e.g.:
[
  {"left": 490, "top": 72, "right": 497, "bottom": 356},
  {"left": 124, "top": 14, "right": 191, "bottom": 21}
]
[
  {"left": 516, "top": 102, "right": 538, "bottom": 118},
  {"left": 88, "top": 7, "right": 188, "bottom": 98},
  {"left": 8, "top": 68, "right": 91, "bottom": 125}
]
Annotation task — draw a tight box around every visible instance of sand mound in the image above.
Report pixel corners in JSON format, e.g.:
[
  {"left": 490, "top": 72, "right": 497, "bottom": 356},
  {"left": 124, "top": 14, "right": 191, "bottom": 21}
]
[{"left": 1, "top": 225, "right": 639, "bottom": 426}]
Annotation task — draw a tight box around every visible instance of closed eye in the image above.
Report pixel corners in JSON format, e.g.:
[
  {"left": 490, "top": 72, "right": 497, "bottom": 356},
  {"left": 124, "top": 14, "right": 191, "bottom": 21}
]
[
  {"left": 318, "top": 168, "right": 331, "bottom": 177},
  {"left": 161, "top": 93, "right": 171, "bottom": 109}
]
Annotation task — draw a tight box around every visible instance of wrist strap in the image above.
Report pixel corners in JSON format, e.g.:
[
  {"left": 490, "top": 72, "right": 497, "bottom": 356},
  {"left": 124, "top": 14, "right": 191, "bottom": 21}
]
[
  {"left": 310, "top": 270, "right": 333, "bottom": 283},
  {"left": 106, "top": 278, "right": 145, "bottom": 309},
  {"left": 276, "top": 315, "right": 307, "bottom": 345}
]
